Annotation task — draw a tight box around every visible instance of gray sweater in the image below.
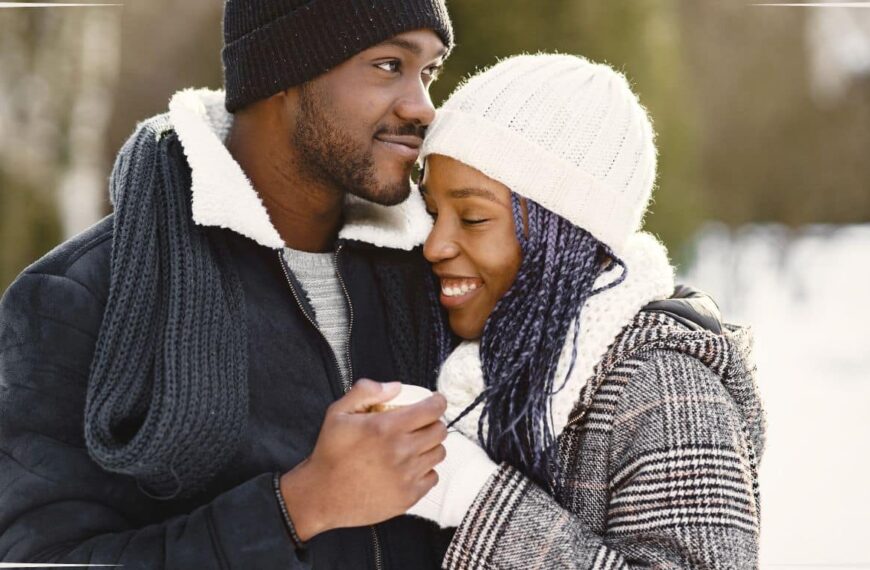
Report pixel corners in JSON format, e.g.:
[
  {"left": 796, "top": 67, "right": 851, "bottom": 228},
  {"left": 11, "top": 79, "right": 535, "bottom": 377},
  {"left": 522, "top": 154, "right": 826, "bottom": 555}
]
[
  {"left": 443, "top": 311, "right": 765, "bottom": 569},
  {"left": 283, "top": 248, "right": 350, "bottom": 388}
]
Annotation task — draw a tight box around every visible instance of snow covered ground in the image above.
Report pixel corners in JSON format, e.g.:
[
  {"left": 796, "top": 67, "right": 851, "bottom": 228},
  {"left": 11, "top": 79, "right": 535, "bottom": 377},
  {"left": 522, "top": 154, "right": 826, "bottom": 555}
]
[{"left": 680, "top": 223, "right": 870, "bottom": 569}]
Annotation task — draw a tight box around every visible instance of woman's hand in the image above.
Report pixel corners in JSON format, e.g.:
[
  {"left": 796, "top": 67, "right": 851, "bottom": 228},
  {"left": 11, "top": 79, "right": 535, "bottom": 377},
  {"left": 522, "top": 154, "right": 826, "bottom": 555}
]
[{"left": 406, "top": 430, "right": 499, "bottom": 528}]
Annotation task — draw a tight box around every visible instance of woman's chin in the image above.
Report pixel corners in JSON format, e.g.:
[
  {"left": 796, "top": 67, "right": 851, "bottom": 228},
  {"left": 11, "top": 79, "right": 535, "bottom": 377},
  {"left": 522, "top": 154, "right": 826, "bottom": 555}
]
[{"left": 448, "top": 313, "right": 486, "bottom": 341}]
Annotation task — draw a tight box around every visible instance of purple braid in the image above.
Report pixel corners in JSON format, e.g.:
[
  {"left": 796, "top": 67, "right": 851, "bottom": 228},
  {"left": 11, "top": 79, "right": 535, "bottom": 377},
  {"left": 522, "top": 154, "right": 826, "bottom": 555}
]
[
  {"left": 442, "top": 195, "right": 625, "bottom": 491},
  {"left": 426, "top": 265, "right": 456, "bottom": 371}
]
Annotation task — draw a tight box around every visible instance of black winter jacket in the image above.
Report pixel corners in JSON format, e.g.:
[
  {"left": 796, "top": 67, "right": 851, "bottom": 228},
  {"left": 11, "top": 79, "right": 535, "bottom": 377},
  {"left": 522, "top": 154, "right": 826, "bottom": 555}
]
[{"left": 0, "top": 90, "right": 448, "bottom": 569}]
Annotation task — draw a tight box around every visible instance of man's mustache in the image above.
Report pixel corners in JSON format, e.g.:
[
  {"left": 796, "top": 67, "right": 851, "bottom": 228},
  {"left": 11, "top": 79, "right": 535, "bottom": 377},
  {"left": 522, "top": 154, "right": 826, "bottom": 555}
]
[{"left": 375, "top": 124, "right": 427, "bottom": 139}]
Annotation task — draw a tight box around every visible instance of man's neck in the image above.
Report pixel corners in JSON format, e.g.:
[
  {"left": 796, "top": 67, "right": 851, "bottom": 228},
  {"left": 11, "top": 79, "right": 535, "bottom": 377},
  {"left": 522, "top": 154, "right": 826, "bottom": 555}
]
[{"left": 226, "top": 116, "right": 343, "bottom": 253}]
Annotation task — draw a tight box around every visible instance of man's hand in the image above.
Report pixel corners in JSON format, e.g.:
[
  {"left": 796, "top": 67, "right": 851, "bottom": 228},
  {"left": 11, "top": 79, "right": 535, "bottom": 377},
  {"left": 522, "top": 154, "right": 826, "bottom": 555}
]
[{"left": 279, "top": 379, "right": 448, "bottom": 541}]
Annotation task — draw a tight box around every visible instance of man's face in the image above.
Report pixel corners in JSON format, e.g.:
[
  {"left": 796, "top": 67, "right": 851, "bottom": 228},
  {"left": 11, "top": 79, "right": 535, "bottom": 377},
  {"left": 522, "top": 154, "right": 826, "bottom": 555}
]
[{"left": 291, "top": 29, "right": 448, "bottom": 206}]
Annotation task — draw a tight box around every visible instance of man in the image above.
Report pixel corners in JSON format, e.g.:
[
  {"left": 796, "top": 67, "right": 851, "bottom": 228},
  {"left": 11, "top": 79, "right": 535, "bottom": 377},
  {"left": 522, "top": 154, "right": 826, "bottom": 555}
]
[{"left": 0, "top": 1, "right": 453, "bottom": 568}]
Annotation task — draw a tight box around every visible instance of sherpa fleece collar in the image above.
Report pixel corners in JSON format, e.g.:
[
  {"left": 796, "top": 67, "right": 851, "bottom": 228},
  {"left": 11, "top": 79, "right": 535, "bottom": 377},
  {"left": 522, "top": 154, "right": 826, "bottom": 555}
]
[
  {"left": 168, "top": 88, "right": 433, "bottom": 251},
  {"left": 438, "top": 231, "right": 676, "bottom": 441}
]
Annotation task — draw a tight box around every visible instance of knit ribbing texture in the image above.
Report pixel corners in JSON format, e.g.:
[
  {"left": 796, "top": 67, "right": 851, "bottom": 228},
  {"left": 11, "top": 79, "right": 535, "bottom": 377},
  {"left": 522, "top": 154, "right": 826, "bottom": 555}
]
[
  {"left": 222, "top": 0, "right": 453, "bottom": 112},
  {"left": 85, "top": 115, "right": 249, "bottom": 499},
  {"left": 283, "top": 247, "right": 351, "bottom": 388},
  {"left": 421, "top": 54, "right": 658, "bottom": 258}
]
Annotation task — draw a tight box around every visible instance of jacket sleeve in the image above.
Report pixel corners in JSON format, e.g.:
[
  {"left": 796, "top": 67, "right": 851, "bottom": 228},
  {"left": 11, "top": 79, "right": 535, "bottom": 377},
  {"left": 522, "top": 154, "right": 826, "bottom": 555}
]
[
  {"left": 0, "top": 271, "right": 306, "bottom": 569},
  {"left": 442, "top": 351, "right": 761, "bottom": 569}
]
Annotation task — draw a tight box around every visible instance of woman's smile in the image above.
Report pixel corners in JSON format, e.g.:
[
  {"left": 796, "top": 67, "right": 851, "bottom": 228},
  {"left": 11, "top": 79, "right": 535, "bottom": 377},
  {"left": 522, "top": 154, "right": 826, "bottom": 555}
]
[{"left": 438, "top": 276, "right": 485, "bottom": 309}]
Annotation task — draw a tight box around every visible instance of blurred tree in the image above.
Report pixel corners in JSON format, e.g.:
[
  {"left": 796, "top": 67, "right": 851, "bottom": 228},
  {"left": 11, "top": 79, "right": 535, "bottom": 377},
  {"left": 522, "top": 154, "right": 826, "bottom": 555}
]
[
  {"left": 0, "top": 5, "right": 119, "bottom": 288},
  {"left": 0, "top": 172, "right": 61, "bottom": 291},
  {"left": 0, "top": 1, "right": 222, "bottom": 292},
  {"left": 106, "top": 0, "right": 223, "bottom": 160}
]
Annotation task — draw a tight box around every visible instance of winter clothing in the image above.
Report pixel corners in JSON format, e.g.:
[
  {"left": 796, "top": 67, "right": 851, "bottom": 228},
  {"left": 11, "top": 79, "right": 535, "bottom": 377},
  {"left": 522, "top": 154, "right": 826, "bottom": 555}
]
[
  {"left": 0, "top": 89, "right": 447, "bottom": 569},
  {"left": 420, "top": 54, "right": 657, "bottom": 257},
  {"left": 441, "top": 307, "right": 764, "bottom": 569},
  {"left": 283, "top": 247, "right": 352, "bottom": 389},
  {"left": 425, "top": 276, "right": 765, "bottom": 568},
  {"left": 406, "top": 432, "right": 498, "bottom": 528},
  {"left": 84, "top": 87, "right": 435, "bottom": 499},
  {"left": 85, "top": 112, "right": 248, "bottom": 498},
  {"left": 222, "top": 0, "right": 454, "bottom": 112},
  {"left": 414, "top": 226, "right": 765, "bottom": 568}
]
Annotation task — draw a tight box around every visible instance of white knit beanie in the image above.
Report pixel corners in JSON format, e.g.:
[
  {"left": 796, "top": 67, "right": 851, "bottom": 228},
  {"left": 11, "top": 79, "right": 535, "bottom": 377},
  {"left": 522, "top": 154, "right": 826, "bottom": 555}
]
[{"left": 421, "top": 54, "right": 657, "bottom": 256}]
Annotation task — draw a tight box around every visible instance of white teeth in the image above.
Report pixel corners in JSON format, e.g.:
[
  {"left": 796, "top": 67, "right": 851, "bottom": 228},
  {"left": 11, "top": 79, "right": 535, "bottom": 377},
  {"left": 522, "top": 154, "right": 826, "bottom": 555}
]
[{"left": 441, "top": 281, "right": 481, "bottom": 297}]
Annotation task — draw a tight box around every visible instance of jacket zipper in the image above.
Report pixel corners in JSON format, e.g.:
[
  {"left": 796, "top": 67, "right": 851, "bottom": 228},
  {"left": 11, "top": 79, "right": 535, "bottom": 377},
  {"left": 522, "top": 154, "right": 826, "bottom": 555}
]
[
  {"left": 333, "top": 247, "right": 384, "bottom": 570},
  {"left": 333, "top": 244, "right": 355, "bottom": 392},
  {"left": 370, "top": 526, "right": 384, "bottom": 570},
  {"left": 278, "top": 247, "right": 383, "bottom": 570},
  {"left": 278, "top": 250, "right": 348, "bottom": 392}
]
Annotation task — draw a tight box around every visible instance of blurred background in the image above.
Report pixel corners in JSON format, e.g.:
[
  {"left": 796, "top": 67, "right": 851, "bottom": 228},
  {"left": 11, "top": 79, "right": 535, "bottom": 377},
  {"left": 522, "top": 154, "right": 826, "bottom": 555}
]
[{"left": 1, "top": 1, "right": 868, "bottom": 567}]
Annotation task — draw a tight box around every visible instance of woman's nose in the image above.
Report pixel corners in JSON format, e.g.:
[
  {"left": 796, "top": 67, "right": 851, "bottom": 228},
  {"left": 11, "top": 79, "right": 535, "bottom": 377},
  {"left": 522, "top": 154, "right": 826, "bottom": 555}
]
[{"left": 423, "top": 221, "right": 459, "bottom": 263}]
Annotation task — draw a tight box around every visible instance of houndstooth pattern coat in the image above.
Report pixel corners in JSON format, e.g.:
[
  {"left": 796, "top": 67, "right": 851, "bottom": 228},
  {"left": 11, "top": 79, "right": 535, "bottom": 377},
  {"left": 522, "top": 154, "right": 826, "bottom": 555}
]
[{"left": 442, "top": 311, "right": 765, "bottom": 569}]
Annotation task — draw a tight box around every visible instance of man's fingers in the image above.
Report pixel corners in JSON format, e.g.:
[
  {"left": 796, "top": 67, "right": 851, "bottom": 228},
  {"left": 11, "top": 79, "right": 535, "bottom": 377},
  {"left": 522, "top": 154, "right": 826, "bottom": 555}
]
[
  {"left": 331, "top": 379, "right": 401, "bottom": 414},
  {"left": 418, "top": 468, "right": 439, "bottom": 494},
  {"left": 383, "top": 393, "right": 447, "bottom": 432},
  {"left": 412, "top": 443, "right": 447, "bottom": 475},
  {"left": 408, "top": 419, "right": 448, "bottom": 454}
]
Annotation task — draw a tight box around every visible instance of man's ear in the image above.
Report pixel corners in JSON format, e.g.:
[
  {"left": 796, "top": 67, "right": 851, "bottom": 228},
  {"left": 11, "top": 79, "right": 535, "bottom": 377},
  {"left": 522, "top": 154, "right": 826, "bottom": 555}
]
[{"left": 270, "top": 86, "right": 302, "bottom": 129}]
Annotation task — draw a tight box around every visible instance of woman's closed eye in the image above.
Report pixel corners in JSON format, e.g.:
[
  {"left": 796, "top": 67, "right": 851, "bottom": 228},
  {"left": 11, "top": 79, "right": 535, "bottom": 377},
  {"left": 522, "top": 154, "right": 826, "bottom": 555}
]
[{"left": 426, "top": 210, "right": 490, "bottom": 226}]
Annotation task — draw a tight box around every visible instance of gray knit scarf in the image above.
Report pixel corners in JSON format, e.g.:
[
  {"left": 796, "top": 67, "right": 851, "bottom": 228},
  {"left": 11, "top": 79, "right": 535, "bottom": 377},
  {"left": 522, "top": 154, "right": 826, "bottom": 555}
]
[{"left": 84, "top": 115, "right": 248, "bottom": 499}]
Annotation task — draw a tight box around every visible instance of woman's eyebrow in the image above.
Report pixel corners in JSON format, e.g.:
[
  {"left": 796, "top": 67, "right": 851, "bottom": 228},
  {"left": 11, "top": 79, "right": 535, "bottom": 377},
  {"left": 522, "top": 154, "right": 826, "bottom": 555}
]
[{"left": 448, "top": 187, "right": 506, "bottom": 205}]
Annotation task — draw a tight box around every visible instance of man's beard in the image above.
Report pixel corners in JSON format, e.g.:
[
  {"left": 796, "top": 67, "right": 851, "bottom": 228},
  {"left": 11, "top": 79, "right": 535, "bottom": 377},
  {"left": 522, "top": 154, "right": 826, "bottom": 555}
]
[{"left": 292, "top": 83, "right": 415, "bottom": 206}]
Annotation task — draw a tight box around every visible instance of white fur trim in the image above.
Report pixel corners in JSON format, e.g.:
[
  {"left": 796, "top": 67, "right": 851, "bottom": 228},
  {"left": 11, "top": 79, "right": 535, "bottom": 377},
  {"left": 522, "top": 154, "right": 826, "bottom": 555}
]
[
  {"left": 170, "top": 88, "right": 285, "bottom": 249},
  {"left": 437, "top": 231, "right": 675, "bottom": 441},
  {"left": 168, "top": 88, "right": 429, "bottom": 251},
  {"left": 338, "top": 190, "right": 433, "bottom": 251}
]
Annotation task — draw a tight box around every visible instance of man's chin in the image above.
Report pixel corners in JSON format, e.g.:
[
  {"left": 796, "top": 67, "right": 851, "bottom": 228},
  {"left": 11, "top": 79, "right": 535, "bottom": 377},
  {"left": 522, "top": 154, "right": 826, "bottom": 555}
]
[{"left": 349, "top": 179, "right": 412, "bottom": 206}]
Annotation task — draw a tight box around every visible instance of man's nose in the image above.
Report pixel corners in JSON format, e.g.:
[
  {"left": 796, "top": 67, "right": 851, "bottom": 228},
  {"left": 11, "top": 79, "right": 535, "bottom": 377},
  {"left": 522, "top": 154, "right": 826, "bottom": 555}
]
[{"left": 395, "top": 79, "right": 436, "bottom": 127}]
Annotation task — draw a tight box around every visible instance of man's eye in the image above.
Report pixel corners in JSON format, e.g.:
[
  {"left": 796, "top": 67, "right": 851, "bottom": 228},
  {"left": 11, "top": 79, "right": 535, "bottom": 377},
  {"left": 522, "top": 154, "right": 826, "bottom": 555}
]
[
  {"left": 462, "top": 218, "right": 489, "bottom": 226},
  {"left": 376, "top": 60, "right": 401, "bottom": 73}
]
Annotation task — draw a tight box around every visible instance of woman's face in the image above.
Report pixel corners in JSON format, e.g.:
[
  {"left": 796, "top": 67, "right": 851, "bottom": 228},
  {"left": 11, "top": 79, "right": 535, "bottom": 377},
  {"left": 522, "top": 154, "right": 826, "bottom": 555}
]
[{"left": 421, "top": 154, "right": 523, "bottom": 340}]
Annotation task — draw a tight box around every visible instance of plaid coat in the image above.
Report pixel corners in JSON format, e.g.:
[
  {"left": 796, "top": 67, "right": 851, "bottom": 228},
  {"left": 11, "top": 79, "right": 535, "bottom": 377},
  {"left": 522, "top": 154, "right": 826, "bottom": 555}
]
[{"left": 443, "top": 310, "right": 765, "bottom": 569}]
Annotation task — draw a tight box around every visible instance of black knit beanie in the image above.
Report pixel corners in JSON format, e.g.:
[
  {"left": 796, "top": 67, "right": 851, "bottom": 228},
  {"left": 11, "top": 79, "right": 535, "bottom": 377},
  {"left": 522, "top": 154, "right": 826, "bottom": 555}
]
[{"left": 222, "top": 0, "right": 453, "bottom": 113}]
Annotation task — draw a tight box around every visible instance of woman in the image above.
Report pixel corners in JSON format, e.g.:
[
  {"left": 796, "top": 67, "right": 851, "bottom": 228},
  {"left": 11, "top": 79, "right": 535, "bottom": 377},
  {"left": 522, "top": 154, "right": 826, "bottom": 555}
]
[{"left": 405, "top": 54, "right": 765, "bottom": 569}]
